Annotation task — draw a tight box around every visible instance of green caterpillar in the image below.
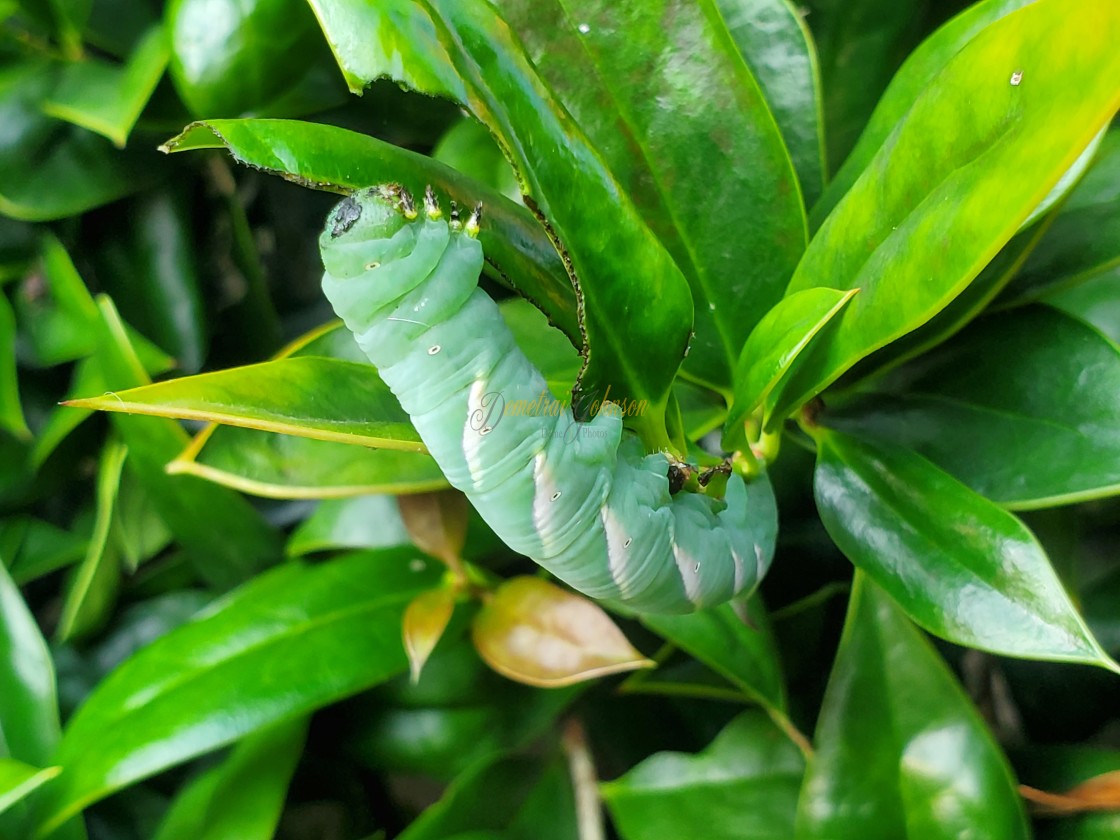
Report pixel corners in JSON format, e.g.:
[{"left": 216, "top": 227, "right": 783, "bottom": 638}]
[{"left": 320, "top": 186, "right": 776, "bottom": 614}]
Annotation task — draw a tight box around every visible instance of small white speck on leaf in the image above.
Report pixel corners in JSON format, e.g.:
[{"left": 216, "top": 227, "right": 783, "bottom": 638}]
[
  {"left": 577, "top": 22, "right": 590, "bottom": 33},
  {"left": 427, "top": 344, "right": 441, "bottom": 355},
  {"left": 409, "top": 559, "right": 427, "bottom": 572},
  {"left": 1010, "top": 70, "right": 1023, "bottom": 86}
]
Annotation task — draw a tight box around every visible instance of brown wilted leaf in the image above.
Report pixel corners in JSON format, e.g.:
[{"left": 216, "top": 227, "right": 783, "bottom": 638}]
[
  {"left": 402, "top": 586, "right": 457, "bottom": 683},
  {"left": 1021, "top": 770, "right": 1120, "bottom": 815},
  {"left": 471, "top": 576, "right": 654, "bottom": 688},
  {"left": 398, "top": 490, "right": 469, "bottom": 570}
]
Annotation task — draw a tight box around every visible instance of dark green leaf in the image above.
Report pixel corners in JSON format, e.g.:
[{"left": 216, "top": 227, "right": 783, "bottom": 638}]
[
  {"left": 1045, "top": 267, "right": 1120, "bottom": 346},
  {"left": 715, "top": 0, "right": 825, "bottom": 206},
  {"left": 0, "top": 761, "right": 59, "bottom": 817},
  {"left": 641, "top": 596, "right": 786, "bottom": 712},
  {"left": 1004, "top": 128, "right": 1120, "bottom": 303},
  {"left": 496, "top": 0, "right": 808, "bottom": 392},
  {"left": 36, "top": 548, "right": 441, "bottom": 834},
  {"left": 397, "top": 751, "right": 576, "bottom": 840},
  {"left": 812, "top": 428, "right": 1116, "bottom": 669},
  {"left": 42, "top": 24, "right": 169, "bottom": 147},
  {"left": 315, "top": 0, "right": 694, "bottom": 438},
  {"left": 1, "top": 517, "right": 87, "bottom": 586},
  {"left": 167, "top": 0, "right": 333, "bottom": 117},
  {"left": 432, "top": 117, "right": 520, "bottom": 201},
  {"left": 794, "top": 575, "right": 1029, "bottom": 839},
  {"left": 152, "top": 718, "right": 307, "bottom": 840},
  {"left": 772, "top": 0, "right": 1120, "bottom": 422},
  {"left": 828, "top": 307, "right": 1120, "bottom": 508},
  {"left": 603, "top": 710, "right": 804, "bottom": 840},
  {"left": 0, "top": 289, "right": 29, "bottom": 439},
  {"left": 0, "top": 62, "right": 159, "bottom": 221}
]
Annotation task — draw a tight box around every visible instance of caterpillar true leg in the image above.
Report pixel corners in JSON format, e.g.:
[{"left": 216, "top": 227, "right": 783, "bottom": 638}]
[{"left": 320, "top": 186, "right": 776, "bottom": 614}]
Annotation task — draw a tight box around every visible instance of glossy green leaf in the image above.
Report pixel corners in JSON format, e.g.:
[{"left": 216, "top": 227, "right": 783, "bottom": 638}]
[
  {"left": 69, "top": 357, "right": 425, "bottom": 451},
  {"left": 1005, "top": 128, "right": 1120, "bottom": 303},
  {"left": 839, "top": 213, "right": 1053, "bottom": 385},
  {"left": 828, "top": 307, "right": 1120, "bottom": 508},
  {"left": 314, "top": 0, "right": 694, "bottom": 437},
  {"left": 432, "top": 117, "right": 520, "bottom": 201},
  {"left": 0, "top": 290, "right": 29, "bottom": 439},
  {"left": 42, "top": 24, "right": 169, "bottom": 147},
  {"left": 0, "top": 761, "right": 59, "bottom": 817},
  {"left": 1, "top": 517, "right": 87, "bottom": 586},
  {"left": 0, "top": 562, "right": 64, "bottom": 838},
  {"left": 169, "top": 426, "right": 447, "bottom": 499},
  {"left": 286, "top": 496, "right": 410, "bottom": 556},
  {"left": 30, "top": 358, "right": 100, "bottom": 469},
  {"left": 111, "top": 467, "right": 173, "bottom": 573},
  {"left": 56, "top": 438, "right": 126, "bottom": 643},
  {"left": 152, "top": 718, "right": 306, "bottom": 840},
  {"left": 795, "top": 575, "right": 1029, "bottom": 839},
  {"left": 771, "top": 0, "right": 1120, "bottom": 422},
  {"left": 715, "top": 0, "right": 825, "bottom": 206},
  {"left": 36, "top": 548, "right": 441, "bottom": 834},
  {"left": 602, "top": 710, "right": 804, "bottom": 840},
  {"left": 87, "top": 297, "right": 282, "bottom": 587},
  {"left": 168, "top": 0, "right": 330, "bottom": 117},
  {"left": 0, "top": 563, "right": 62, "bottom": 767},
  {"left": 811, "top": 0, "right": 1033, "bottom": 225},
  {"left": 812, "top": 428, "right": 1117, "bottom": 669},
  {"left": 725, "top": 287, "right": 856, "bottom": 446},
  {"left": 1046, "top": 266, "right": 1120, "bottom": 346},
  {"left": 641, "top": 597, "right": 786, "bottom": 712},
  {"left": 161, "top": 118, "right": 579, "bottom": 344},
  {"left": 90, "top": 186, "right": 209, "bottom": 373},
  {"left": 397, "top": 751, "right": 576, "bottom": 840},
  {"left": 0, "top": 62, "right": 158, "bottom": 221},
  {"left": 495, "top": 0, "right": 808, "bottom": 392}
]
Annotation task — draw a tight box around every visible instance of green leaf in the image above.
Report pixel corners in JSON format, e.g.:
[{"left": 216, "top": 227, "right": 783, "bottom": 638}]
[
  {"left": 771, "top": 0, "right": 1120, "bottom": 422},
  {"left": 55, "top": 438, "right": 126, "bottom": 643},
  {"left": 811, "top": 0, "right": 1033, "bottom": 225},
  {"left": 313, "top": 0, "right": 694, "bottom": 438},
  {"left": 0, "top": 62, "right": 159, "bottom": 221},
  {"left": 1004, "top": 127, "right": 1120, "bottom": 303},
  {"left": 87, "top": 297, "right": 282, "bottom": 587},
  {"left": 286, "top": 496, "right": 410, "bottom": 557},
  {"left": 169, "top": 426, "right": 447, "bottom": 499},
  {"left": 70, "top": 356, "right": 424, "bottom": 450},
  {"left": 715, "top": 0, "right": 826, "bottom": 206},
  {"left": 0, "top": 562, "right": 64, "bottom": 837},
  {"left": 812, "top": 428, "right": 1117, "bottom": 669},
  {"left": 725, "top": 287, "right": 856, "bottom": 446},
  {"left": 641, "top": 597, "right": 786, "bottom": 713},
  {"left": 397, "top": 751, "right": 576, "bottom": 840},
  {"left": 0, "top": 563, "right": 62, "bottom": 766},
  {"left": 0, "top": 761, "right": 59, "bottom": 817},
  {"left": 602, "top": 710, "right": 805, "bottom": 840},
  {"left": 1046, "top": 266, "right": 1120, "bottom": 346},
  {"left": 41, "top": 24, "right": 169, "bottom": 147},
  {"left": 0, "top": 517, "right": 87, "bottom": 586},
  {"left": 495, "top": 0, "right": 808, "bottom": 392},
  {"left": 90, "top": 186, "right": 210, "bottom": 373},
  {"left": 794, "top": 575, "right": 1029, "bottom": 839},
  {"left": 161, "top": 118, "right": 579, "bottom": 346},
  {"left": 828, "top": 307, "right": 1120, "bottom": 508},
  {"left": 167, "top": 0, "right": 333, "bottom": 117},
  {"left": 35, "top": 548, "right": 441, "bottom": 835},
  {"left": 432, "top": 117, "right": 520, "bottom": 201},
  {"left": 152, "top": 718, "right": 306, "bottom": 840},
  {"left": 0, "top": 290, "right": 29, "bottom": 439}
]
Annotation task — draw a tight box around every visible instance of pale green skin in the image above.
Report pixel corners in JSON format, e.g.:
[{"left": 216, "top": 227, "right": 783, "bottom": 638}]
[{"left": 320, "top": 189, "right": 776, "bottom": 614}]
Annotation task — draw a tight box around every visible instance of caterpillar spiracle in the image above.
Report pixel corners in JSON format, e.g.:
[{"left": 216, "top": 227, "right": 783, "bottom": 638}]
[{"left": 320, "top": 186, "right": 776, "bottom": 614}]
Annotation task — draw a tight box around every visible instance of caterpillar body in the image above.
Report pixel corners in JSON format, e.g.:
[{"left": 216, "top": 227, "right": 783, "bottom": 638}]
[{"left": 320, "top": 186, "right": 776, "bottom": 614}]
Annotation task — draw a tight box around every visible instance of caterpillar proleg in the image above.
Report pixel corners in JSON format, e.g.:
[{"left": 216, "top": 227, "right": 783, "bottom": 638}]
[{"left": 320, "top": 186, "right": 776, "bottom": 614}]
